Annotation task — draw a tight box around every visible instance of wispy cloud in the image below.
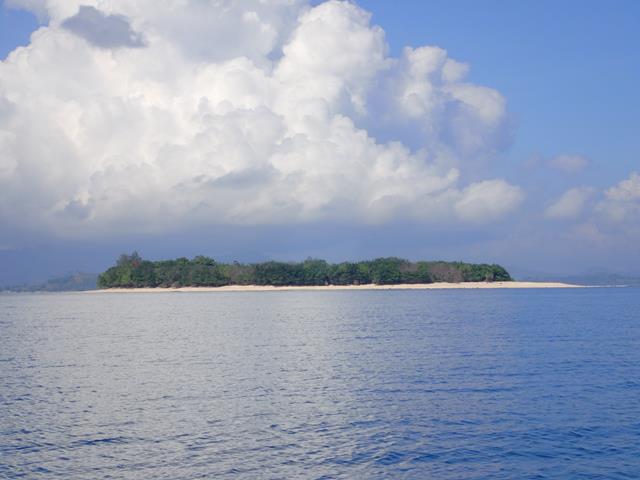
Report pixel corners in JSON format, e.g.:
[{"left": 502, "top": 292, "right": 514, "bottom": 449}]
[
  {"left": 548, "top": 154, "right": 589, "bottom": 173},
  {"left": 545, "top": 187, "right": 594, "bottom": 220}
]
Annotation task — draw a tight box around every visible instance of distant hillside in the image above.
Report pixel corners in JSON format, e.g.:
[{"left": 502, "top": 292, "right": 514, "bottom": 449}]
[
  {"left": 555, "top": 273, "right": 640, "bottom": 286},
  {"left": 4, "top": 272, "right": 98, "bottom": 292},
  {"left": 98, "top": 252, "right": 512, "bottom": 289},
  {"left": 507, "top": 265, "right": 640, "bottom": 286}
]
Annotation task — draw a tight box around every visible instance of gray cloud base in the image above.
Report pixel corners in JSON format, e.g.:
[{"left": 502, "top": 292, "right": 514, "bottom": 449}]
[{"left": 62, "top": 6, "right": 145, "bottom": 49}]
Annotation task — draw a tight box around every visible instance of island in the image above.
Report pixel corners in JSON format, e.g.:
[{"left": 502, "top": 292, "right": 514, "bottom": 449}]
[{"left": 96, "top": 253, "right": 580, "bottom": 291}]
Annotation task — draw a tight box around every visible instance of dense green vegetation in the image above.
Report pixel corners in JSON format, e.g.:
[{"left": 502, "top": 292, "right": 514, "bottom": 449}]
[{"left": 98, "top": 253, "right": 512, "bottom": 288}]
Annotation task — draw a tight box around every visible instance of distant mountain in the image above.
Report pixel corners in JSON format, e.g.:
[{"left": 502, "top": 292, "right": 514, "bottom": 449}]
[
  {"left": 508, "top": 266, "right": 640, "bottom": 286},
  {"left": 555, "top": 273, "right": 640, "bottom": 287},
  {"left": 3, "top": 272, "right": 98, "bottom": 292}
]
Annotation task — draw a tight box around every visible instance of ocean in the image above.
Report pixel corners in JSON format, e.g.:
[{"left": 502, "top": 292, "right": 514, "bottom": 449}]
[{"left": 1, "top": 288, "right": 639, "bottom": 479}]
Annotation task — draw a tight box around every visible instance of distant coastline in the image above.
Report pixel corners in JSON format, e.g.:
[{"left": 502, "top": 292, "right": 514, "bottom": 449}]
[
  {"left": 93, "top": 281, "right": 583, "bottom": 293},
  {"left": 2, "top": 272, "right": 98, "bottom": 293}
]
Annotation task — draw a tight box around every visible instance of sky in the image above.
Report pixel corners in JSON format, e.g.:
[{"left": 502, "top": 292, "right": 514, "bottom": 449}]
[{"left": 0, "top": 0, "right": 639, "bottom": 285}]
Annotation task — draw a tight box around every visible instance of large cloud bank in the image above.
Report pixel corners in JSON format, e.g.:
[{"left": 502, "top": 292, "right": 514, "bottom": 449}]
[{"left": 1, "top": 0, "right": 523, "bottom": 237}]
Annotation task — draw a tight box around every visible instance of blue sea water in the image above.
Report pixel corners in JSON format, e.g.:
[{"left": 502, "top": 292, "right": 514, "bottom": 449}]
[{"left": 1, "top": 288, "right": 639, "bottom": 479}]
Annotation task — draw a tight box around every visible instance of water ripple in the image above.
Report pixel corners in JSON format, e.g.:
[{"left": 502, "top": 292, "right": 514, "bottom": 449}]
[{"left": 1, "top": 289, "right": 640, "bottom": 478}]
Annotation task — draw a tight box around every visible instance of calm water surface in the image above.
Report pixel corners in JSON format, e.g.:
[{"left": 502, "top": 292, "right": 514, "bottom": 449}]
[{"left": 1, "top": 289, "right": 640, "bottom": 479}]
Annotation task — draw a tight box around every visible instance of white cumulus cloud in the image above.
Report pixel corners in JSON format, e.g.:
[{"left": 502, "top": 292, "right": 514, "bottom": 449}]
[
  {"left": 596, "top": 172, "right": 640, "bottom": 223},
  {"left": 1, "top": 0, "right": 522, "bottom": 237},
  {"left": 454, "top": 180, "right": 523, "bottom": 223},
  {"left": 545, "top": 187, "right": 594, "bottom": 220},
  {"left": 541, "top": 172, "right": 640, "bottom": 250}
]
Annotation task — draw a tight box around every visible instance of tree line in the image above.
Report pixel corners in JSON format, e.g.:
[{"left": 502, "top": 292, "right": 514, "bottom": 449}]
[{"left": 98, "top": 253, "right": 512, "bottom": 288}]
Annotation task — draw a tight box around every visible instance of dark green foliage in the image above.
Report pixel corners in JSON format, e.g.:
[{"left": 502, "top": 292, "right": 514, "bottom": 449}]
[
  {"left": 458, "top": 263, "right": 512, "bottom": 282},
  {"left": 302, "top": 258, "right": 331, "bottom": 285},
  {"left": 220, "top": 262, "right": 256, "bottom": 285},
  {"left": 366, "top": 257, "right": 401, "bottom": 284},
  {"left": 328, "top": 262, "right": 369, "bottom": 285},
  {"left": 98, "top": 253, "right": 513, "bottom": 288},
  {"left": 254, "top": 261, "right": 304, "bottom": 286}
]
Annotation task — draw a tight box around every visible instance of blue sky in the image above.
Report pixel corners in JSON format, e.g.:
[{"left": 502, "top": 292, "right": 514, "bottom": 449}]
[
  {"left": 358, "top": 0, "right": 640, "bottom": 184},
  {"left": 1, "top": 2, "right": 36, "bottom": 57},
  {"left": 0, "top": 0, "right": 639, "bottom": 284}
]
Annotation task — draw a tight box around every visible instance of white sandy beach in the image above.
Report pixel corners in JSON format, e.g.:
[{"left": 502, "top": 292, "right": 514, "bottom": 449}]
[{"left": 93, "top": 281, "right": 583, "bottom": 293}]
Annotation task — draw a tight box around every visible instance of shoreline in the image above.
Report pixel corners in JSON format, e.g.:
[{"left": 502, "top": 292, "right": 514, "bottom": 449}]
[{"left": 91, "top": 281, "right": 585, "bottom": 293}]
